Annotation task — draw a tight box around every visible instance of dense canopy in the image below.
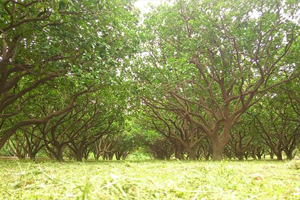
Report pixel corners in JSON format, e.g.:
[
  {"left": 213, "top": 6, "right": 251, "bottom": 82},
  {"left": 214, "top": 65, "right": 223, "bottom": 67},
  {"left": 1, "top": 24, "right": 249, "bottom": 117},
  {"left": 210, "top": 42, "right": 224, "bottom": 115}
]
[{"left": 0, "top": 0, "right": 300, "bottom": 161}]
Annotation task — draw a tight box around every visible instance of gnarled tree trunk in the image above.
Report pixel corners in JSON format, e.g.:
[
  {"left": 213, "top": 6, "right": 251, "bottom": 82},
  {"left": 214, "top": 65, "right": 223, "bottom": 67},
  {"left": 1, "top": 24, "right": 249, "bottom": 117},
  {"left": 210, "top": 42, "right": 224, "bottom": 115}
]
[{"left": 211, "top": 126, "right": 232, "bottom": 161}]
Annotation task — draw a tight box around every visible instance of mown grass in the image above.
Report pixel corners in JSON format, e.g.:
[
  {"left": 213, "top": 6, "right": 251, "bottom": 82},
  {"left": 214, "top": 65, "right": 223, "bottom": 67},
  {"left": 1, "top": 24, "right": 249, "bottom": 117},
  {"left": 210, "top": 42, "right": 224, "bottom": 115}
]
[{"left": 0, "top": 159, "right": 299, "bottom": 200}]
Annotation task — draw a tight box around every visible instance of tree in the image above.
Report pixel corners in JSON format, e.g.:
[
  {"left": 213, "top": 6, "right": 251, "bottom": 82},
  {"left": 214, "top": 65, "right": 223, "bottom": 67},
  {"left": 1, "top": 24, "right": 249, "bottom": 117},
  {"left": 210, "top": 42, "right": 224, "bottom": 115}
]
[
  {"left": 137, "top": 0, "right": 300, "bottom": 160},
  {"left": 142, "top": 105, "right": 206, "bottom": 160},
  {"left": 13, "top": 125, "right": 44, "bottom": 160},
  {"left": 253, "top": 92, "right": 300, "bottom": 160},
  {"left": 0, "top": 0, "right": 139, "bottom": 150},
  {"left": 227, "top": 119, "right": 253, "bottom": 160}
]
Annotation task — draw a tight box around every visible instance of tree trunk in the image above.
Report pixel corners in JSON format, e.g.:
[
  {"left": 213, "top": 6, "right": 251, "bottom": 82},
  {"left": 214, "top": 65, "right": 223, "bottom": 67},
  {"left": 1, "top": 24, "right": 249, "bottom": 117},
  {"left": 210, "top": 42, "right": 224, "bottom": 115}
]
[
  {"left": 251, "top": 148, "right": 257, "bottom": 159},
  {"left": 269, "top": 150, "right": 274, "bottom": 159},
  {"left": 212, "top": 144, "right": 224, "bottom": 161},
  {"left": 276, "top": 151, "right": 283, "bottom": 160},
  {"left": 29, "top": 153, "right": 37, "bottom": 161},
  {"left": 244, "top": 152, "right": 249, "bottom": 160},
  {"left": 256, "top": 147, "right": 264, "bottom": 160},
  {"left": 236, "top": 153, "right": 243, "bottom": 160},
  {"left": 174, "top": 143, "right": 184, "bottom": 160},
  {"left": 75, "top": 151, "right": 83, "bottom": 162},
  {"left": 83, "top": 150, "right": 90, "bottom": 160},
  {"left": 211, "top": 134, "right": 231, "bottom": 161},
  {"left": 257, "top": 154, "right": 262, "bottom": 159},
  {"left": 203, "top": 146, "right": 211, "bottom": 160},
  {"left": 211, "top": 123, "right": 232, "bottom": 161},
  {"left": 235, "top": 144, "right": 244, "bottom": 160},
  {"left": 108, "top": 153, "right": 114, "bottom": 160},
  {"left": 285, "top": 150, "right": 294, "bottom": 160},
  {"left": 187, "top": 145, "right": 197, "bottom": 160},
  {"left": 175, "top": 148, "right": 184, "bottom": 160},
  {"left": 187, "top": 150, "right": 196, "bottom": 160},
  {"left": 56, "top": 146, "right": 64, "bottom": 162},
  {"left": 116, "top": 153, "right": 121, "bottom": 160}
]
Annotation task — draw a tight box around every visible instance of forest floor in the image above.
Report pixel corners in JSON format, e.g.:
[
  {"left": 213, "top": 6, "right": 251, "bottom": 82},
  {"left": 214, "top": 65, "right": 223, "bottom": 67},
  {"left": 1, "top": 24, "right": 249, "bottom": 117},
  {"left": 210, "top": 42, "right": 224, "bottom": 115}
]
[{"left": 0, "top": 159, "right": 299, "bottom": 200}]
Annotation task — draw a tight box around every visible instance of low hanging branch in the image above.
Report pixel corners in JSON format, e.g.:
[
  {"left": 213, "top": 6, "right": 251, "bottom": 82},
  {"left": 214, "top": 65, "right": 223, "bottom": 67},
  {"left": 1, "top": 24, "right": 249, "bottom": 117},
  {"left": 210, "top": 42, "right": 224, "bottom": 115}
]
[{"left": 0, "top": 88, "right": 97, "bottom": 149}]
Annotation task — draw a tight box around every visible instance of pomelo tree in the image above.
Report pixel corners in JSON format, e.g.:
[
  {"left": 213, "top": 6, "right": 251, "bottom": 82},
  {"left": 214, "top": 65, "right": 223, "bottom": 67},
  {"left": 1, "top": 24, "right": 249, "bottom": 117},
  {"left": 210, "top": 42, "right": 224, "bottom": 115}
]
[{"left": 137, "top": 0, "right": 300, "bottom": 160}]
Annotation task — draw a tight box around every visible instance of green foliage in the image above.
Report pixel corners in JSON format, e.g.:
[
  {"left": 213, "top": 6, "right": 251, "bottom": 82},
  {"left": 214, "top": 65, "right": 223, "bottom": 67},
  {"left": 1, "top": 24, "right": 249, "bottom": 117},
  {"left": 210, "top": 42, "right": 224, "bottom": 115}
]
[
  {"left": 0, "top": 143, "right": 13, "bottom": 156},
  {"left": 131, "top": 0, "right": 300, "bottom": 160},
  {"left": 0, "top": 0, "right": 139, "bottom": 152},
  {"left": 1, "top": 0, "right": 300, "bottom": 162}
]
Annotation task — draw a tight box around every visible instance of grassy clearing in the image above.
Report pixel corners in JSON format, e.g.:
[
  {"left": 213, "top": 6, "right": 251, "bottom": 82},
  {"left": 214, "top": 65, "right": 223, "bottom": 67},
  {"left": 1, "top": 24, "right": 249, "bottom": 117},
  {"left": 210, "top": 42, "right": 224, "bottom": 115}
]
[{"left": 0, "top": 160, "right": 299, "bottom": 200}]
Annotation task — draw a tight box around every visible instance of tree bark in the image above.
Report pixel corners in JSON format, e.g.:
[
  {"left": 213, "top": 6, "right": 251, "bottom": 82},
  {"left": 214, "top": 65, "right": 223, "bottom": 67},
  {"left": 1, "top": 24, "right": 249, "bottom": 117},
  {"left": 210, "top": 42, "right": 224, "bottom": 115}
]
[
  {"left": 212, "top": 143, "right": 224, "bottom": 161},
  {"left": 174, "top": 144, "right": 184, "bottom": 160},
  {"left": 257, "top": 154, "right": 262, "bottom": 159},
  {"left": 235, "top": 143, "right": 244, "bottom": 160},
  {"left": 116, "top": 155, "right": 121, "bottom": 160},
  {"left": 75, "top": 150, "right": 83, "bottom": 162},
  {"left": 187, "top": 146, "right": 197, "bottom": 160},
  {"left": 276, "top": 151, "right": 283, "bottom": 160},
  {"left": 108, "top": 153, "right": 114, "bottom": 160},
  {"left": 244, "top": 152, "right": 249, "bottom": 160},
  {"left": 29, "top": 152, "right": 37, "bottom": 161},
  {"left": 56, "top": 146, "right": 64, "bottom": 162},
  {"left": 285, "top": 150, "right": 294, "bottom": 160},
  {"left": 211, "top": 129, "right": 231, "bottom": 161},
  {"left": 269, "top": 150, "right": 274, "bottom": 159}
]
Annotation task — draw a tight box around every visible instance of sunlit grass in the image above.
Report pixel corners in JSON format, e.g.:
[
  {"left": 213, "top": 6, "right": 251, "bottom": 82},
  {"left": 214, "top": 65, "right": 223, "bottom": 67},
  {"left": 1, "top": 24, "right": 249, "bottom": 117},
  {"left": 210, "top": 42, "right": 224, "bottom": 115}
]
[{"left": 0, "top": 160, "right": 299, "bottom": 199}]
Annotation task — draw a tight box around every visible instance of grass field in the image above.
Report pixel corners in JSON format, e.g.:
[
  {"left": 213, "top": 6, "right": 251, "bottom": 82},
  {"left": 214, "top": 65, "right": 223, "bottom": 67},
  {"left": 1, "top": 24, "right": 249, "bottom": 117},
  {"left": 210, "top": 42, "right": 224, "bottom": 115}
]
[{"left": 0, "top": 159, "right": 299, "bottom": 200}]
